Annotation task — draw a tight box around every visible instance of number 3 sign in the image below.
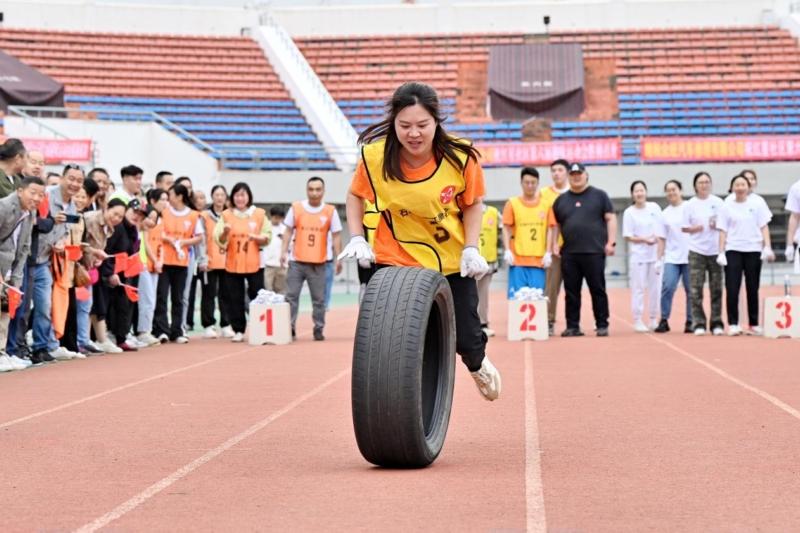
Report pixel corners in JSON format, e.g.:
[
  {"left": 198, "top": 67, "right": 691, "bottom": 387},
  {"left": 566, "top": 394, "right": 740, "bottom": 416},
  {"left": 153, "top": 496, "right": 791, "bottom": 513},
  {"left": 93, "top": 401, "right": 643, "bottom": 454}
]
[
  {"left": 507, "top": 299, "right": 548, "bottom": 341},
  {"left": 763, "top": 297, "right": 800, "bottom": 338}
]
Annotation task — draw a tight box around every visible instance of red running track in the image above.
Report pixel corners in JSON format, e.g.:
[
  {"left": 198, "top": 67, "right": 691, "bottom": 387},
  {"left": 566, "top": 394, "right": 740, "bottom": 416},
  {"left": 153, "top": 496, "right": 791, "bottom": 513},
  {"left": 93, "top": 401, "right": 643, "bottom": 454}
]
[{"left": 1, "top": 287, "right": 799, "bottom": 532}]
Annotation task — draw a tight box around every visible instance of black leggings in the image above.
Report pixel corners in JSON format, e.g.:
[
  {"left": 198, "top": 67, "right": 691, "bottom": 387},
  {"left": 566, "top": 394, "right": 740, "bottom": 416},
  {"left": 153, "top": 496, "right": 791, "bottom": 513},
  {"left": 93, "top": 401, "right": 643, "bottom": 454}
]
[
  {"left": 724, "top": 250, "right": 761, "bottom": 327},
  {"left": 201, "top": 269, "right": 230, "bottom": 328},
  {"left": 222, "top": 269, "right": 264, "bottom": 334},
  {"left": 153, "top": 265, "right": 188, "bottom": 340}
]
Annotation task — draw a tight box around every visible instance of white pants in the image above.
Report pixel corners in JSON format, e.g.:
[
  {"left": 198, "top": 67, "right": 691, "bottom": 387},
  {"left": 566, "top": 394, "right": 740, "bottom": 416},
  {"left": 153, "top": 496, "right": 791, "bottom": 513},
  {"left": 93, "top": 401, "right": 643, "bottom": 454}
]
[
  {"left": 630, "top": 260, "right": 661, "bottom": 323},
  {"left": 137, "top": 271, "right": 159, "bottom": 334}
]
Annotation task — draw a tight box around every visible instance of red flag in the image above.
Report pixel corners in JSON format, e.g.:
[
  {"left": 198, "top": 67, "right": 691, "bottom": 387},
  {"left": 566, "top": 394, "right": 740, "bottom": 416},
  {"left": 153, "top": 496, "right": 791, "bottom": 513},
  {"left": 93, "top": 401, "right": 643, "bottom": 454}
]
[
  {"left": 64, "top": 244, "right": 83, "bottom": 261},
  {"left": 123, "top": 284, "right": 139, "bottom": 302},
  {"left": 75, "top": 286, "right": 91, "bottom": 301},
  {"left": 38, "top": 192, "right": 50, "bottom": 219},
  {"left": 7, "top": 287, "right": 22, "bottom": 319},
  {"left": 124, "top": 255, "right": 144, "bottom": 278},
  {"left": 113, "top": 252, "right": 128, "bottom": 274}
]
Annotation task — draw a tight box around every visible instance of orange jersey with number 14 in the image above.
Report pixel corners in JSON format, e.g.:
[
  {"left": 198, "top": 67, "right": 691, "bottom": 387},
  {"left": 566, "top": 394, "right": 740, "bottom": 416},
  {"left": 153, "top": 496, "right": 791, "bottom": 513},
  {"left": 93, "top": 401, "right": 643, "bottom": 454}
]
[{"left": 222, "top": 208, "right": 266, "bottom": 274}]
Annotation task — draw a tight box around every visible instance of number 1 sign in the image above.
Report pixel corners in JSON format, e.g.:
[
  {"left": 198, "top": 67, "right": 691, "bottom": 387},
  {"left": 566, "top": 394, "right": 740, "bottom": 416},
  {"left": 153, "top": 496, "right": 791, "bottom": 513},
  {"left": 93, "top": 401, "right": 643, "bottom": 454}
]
[
  {"left": 763, "top": 296, "right": 800, "bottom": 339},
  {"left": 248, "top": 302, "right": 292, "bottom": 345},
  {"left": 507, "top": 299, "right": 548, "bottom": 341}
]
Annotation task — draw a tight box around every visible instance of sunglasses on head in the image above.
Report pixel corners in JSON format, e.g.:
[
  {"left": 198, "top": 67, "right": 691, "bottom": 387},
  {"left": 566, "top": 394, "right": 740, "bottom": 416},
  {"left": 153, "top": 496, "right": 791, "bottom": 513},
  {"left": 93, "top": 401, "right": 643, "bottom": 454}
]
[{"left": 63, "top": 163, "right": 83, "bottom": 172}]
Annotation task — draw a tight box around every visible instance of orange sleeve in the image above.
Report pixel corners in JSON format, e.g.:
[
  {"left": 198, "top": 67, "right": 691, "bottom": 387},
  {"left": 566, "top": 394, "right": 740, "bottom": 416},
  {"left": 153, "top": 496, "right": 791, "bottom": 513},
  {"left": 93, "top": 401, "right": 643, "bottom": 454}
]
[
  {"left": 458, "top": 157, "right": 485, "bottom": 208},
  {"left": 502, "top": 201, "right": 515, "bottom": 226},
  {"left": 349, "top": 160, "right": 375, "bottom": 203},
  {"left": 547, "top": 207, "right": 557, "bottom": 227}
]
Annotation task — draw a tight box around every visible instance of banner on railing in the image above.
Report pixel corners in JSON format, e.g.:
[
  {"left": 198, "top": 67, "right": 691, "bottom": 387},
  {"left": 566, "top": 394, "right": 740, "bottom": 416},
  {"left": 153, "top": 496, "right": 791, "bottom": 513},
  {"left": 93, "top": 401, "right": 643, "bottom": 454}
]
[
  {"left": 477, "top": 139, "right": 621, "bottom": 165},
  {"left": 641, "top": 136, "right": 800, "bottom": 162},
  {"left": 0, "top": 136, "right": 92, "bottom": 163}
]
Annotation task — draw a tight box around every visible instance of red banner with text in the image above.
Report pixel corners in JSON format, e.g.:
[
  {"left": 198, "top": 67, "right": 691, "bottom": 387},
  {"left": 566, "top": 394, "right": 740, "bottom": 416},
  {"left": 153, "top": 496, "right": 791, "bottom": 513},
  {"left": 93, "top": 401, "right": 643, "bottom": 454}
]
[
  {"left": 477, "top": 139, "right": 621, "bottom": 165},
  {"left": 0, "top": 136, "right": 92, "bottom": 163},
  {"left": 641, "top": 136, "right": 800, "bottom": 162}
]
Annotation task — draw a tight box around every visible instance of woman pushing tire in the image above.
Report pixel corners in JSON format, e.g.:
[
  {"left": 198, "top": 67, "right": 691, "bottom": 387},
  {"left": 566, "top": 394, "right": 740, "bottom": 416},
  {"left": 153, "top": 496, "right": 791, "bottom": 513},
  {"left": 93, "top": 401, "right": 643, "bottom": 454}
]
[{"left": 339, "top": 82, "right": 502, "bottom": 467}]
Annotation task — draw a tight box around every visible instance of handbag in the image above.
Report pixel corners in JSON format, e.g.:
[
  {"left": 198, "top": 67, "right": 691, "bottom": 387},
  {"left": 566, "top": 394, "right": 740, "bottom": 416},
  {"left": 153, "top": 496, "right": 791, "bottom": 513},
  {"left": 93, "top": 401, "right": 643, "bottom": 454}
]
[{"left": 74, "top": 263, "right": 92, "bottom": 287}]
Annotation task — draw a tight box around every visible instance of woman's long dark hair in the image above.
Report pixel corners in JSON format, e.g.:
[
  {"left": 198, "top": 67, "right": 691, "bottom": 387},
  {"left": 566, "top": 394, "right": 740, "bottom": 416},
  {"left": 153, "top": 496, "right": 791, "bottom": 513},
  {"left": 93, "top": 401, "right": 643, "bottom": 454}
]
[
  {"left": 357, "top": 82, "right": 481, "bottom": 181},
  {"left": 169, "top": 183, "right": 193, "bottom": 209}
]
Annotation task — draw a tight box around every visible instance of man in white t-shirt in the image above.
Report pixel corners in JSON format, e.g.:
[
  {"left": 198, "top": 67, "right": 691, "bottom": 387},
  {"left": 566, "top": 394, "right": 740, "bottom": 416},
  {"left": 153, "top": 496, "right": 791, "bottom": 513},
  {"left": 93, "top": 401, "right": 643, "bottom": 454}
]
[
  {"left": 281, "top": 177, "right": 342, "bottom": 341},
  {"left": 681, "top": 172, "right": 724, "bottom": 335},
  {"left": 785, "top": 178, "right": 800, "bottom": 272},
  {"left": 262, "top": 206, "right": 288, "bottom": 294}
]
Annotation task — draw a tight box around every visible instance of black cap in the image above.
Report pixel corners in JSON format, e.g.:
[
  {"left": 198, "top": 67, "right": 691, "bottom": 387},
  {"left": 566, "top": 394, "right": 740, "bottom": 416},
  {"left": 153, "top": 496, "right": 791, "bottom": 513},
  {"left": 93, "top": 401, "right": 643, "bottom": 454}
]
[
  {"left": 569, "top": 162, "right": 586, "bottom": 173},
  {"left": 128, "top": 198, "right": 148, "bottom": 213}
]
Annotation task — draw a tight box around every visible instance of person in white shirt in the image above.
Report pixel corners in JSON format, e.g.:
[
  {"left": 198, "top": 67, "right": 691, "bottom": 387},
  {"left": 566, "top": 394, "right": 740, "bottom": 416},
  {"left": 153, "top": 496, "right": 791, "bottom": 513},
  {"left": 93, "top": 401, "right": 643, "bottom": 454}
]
[
  {"left": 717, "top": 174, "right": 775, "bottom": 335},
  {"left": 681, "top": 171, "right": 725, "bottom": 336},
  {"left": 623, "top": 181, "right": 664, "bottom": 332},
  {"left": 785, "top": 178, "right": 800, "bottom": 271},
  {"left": 654, "top": 179, "right": 692, "bottom": 334},
  {"left": 263, "top": 206, "right": 288, "bottom": 294}
]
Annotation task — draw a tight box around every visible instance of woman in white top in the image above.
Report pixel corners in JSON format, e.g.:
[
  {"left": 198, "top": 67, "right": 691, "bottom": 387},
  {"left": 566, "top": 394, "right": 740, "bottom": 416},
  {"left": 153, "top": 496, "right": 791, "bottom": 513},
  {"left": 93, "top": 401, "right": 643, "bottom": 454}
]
[
  {"left": 681, "top": 172, "right": 725, "bottom": 335},
  {"left": 623, "top": 180, "right": 664, "bottom": 332},
  {"left": 654, "top": 179, "right": 692, "bottom": 334},
  {"left": 716, "top": 174, "right": 774, "bottom": 335}
]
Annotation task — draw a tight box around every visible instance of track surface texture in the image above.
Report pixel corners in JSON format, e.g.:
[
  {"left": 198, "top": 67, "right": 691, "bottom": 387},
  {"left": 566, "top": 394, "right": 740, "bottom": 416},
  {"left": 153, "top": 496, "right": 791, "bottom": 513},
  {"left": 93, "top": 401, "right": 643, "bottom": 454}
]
[{"left": 2, "top": 287, "right": 799, "bottom": 532}]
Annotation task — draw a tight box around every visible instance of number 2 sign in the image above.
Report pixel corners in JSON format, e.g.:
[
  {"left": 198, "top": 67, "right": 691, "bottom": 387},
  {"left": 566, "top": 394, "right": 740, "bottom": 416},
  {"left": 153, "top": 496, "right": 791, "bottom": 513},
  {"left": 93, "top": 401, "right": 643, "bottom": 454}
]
[
  {"left": 763, "top": 297, "right": 800, "bottom": 338},
  {"left": 507, "top": 299, "right": 548, "bottom": 341}
]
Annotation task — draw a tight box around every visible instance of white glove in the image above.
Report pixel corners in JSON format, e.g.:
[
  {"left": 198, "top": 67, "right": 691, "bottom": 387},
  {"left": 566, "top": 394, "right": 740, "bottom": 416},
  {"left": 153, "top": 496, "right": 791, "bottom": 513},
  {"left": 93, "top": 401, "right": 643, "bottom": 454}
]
[
  {"left": 716, "top": 252, "right": 727, "bottom": 267},
  {"left": 503, "top": 249, "right": 514, "bottom": 266},
  {"left": 786, "top": 244, "right": 796, "bottom": 263},
  {"left": 460, "top": 246, "right": 490, "bottom": 280},
  {"left": 654, "top": 259, "right": 664, "bottom": 275},
  {"left": 761, "top": 246, "right": 775, "bottom": 262},
  {"left": 337, "top": 236, "right": 375, "bottom": 268},
  {"left": 542, "top": 251, "right": 552, "bottom": 269}
]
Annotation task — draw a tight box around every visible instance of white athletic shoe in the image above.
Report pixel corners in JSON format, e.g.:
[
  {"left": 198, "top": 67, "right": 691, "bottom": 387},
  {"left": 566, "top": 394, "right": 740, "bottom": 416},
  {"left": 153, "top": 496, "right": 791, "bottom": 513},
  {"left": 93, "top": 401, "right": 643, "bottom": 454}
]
[
  {"left": 175, "top": 336, "right": 189, "bottom": 344},
  {"left": 137, "top": 333, "right": 161, "bottom": 347},
  {"left": 693, "top": 328, "right": 706, "bottom": 336},
  {"left": 25, "top": 330, "right": 33, "bottom": 347},
  {"left": 747, "top": 326, "right": 764, "bottom": 336},
  {"left": 470, "top": 356, "right": 501, "bottom": 401},
  {"left": 51, "top": 346, "right": 75, "bottom": 361},
  {"left": 633, "top": 320, "right": 650, "bottom": 333},
  {"left": 0, "top": 354, "right": 15, "bottom": 372},
  {"left": 203, "top": 326, "right": 219, "bottom": 339},
  {"left": 96, "top": 340, "right": 123, "bottom": 354},
  {"left": 8, "top": 355, "right": 32, "bottom": 369},
  {"left": 728, "top": 325, "right": 742, "bottom": 336},
  {"left": 221, "top": 326, "right": 235, "bottom": 339},
  {"left": 712, "top": 327, "right": 724, "bottom": 336},
  {"left": 157, "top": 333, "right": 169, "bottom": 344},
  {"left": 649, "top": 320, "right": 659, "bottom": 331},
  {"left": 482, "top": 326, "right": 495, "bottom": 338},
  {"left": 84, "top": 340, "right": 105, "bottom": 354},
  {"left": 231, "top": 332, "right": 244, "bottom": 343},
  {"left": 71, "top": 349, "right": 87, "bottom": 359}
]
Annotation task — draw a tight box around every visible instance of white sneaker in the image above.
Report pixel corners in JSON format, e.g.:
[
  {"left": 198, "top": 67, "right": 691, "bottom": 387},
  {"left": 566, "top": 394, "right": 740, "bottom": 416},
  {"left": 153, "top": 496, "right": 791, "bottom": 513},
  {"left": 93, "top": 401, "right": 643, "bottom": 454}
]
[
  {"left": 634, "top": 320, "right": 650, "bottom": 333},
  {"left": 649, "top": 320, "right": 659, "bottom": 331},
  {"left": 71, "top": 349, "right": 87, "bottom": 359},
  {"left": 25, "top": 330, "right": 33, "bottom": 347},
  {"left": 96, "top": 340, "right": 123, "bottom": 354},
  {"left": 85, "top": 340, "right": 105, "bottom": 354},
  {"left": 482, "top": 327, "right": 495, "bottom": 338},
  {"left": 157, "top": 333, "right": 169, "bottom": 344},
  {"left": 203, "top": 326, "right": 219, "bottom": 339},
  {"left": 221, "top": 326, "right": 235, "bottom": 339},
  {"left": 470, "top": 356, "right": 501, "bottom": 401},
  {"left": 231, "top": 332, "right": 244, "bottom": 343},
  {"left": 693, "top": 328, "right": 706, "bottom": 336},
  {"left": 126, "top": 334, "right": 149, "bottom": 349},
  {"left": 51, "top": 346, "right": 75, "bottom": 360},
  {"left": 175, "top": 336, "right": 189, "bottom": 344},
  {"left": 137, "top": 332, "right": 161, "bottom": 347},
  {"left": 0, "top": 355, "right": 15, "bottom": 372},
  {"left": 712, "top": 327, "right": 724, "bottom": 336},
  {"left": 747, "top": 326, "right": 764, "bottom": 336},
  {"left": 8, "top": 355, "right": 32, "bottom": 369},
  {"left": 728, "top": 325, "right": 742, "bottom": 336}
]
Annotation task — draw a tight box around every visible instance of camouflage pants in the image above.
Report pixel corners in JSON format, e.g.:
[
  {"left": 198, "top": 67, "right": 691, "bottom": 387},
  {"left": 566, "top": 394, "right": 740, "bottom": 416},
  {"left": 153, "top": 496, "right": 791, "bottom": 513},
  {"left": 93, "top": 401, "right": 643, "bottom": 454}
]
[{"left": 688, "top": 251, "right": 724, "bottom": 331}]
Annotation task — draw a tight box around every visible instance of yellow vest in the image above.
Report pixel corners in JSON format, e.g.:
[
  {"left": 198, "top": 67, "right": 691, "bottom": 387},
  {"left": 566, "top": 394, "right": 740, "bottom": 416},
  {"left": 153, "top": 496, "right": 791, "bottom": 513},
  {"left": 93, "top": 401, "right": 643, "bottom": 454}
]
[
  {"left": 509, "top": 196, "right": 549, "bottom": 258},
  {"left": 363, "top": 200, "right": 380, "bottom": 248},
  {"left": 479, "top": 205, "right": 499, "bottom": 263},
  {"left": 363, "top": 139, "right": 467, "bottom": 274}
]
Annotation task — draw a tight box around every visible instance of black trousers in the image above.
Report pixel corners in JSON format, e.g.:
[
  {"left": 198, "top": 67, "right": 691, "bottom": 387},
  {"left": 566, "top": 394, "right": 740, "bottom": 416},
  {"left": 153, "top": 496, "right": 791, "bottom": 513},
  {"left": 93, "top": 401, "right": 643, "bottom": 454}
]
[
  {"left": 561, "top": 253, "right": 610, "bottom": 330},
  {"left": 201, "top": 269, "right": 230, "bottom": 328},
  {"left": 129, "top": 275, "right": 139, "bottom": 337},
  {"left": 153, "top": 265, "right": 188, "bottom": 340},
  {"left": 61, "top": 287, "right": 79, "bottom": 353},
  {"left": 186, "top": 273, "right": 199, "bottom": 329},
  {"left": 107, "top": 284, "right": 133, "bottom": 343},
  {"left": 223, "top": 269, "right": 264, "bottom": 334},
  {"left": 724, "top": 250, "right": 761, "bottom": 327}
]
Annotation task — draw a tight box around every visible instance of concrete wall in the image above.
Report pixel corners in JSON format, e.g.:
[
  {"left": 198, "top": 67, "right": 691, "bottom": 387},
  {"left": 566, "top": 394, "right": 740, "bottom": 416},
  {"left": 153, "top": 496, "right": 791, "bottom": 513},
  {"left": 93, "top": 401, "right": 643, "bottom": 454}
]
[{"left": 3, "top": 115, "right": 219, "bottom": 191}]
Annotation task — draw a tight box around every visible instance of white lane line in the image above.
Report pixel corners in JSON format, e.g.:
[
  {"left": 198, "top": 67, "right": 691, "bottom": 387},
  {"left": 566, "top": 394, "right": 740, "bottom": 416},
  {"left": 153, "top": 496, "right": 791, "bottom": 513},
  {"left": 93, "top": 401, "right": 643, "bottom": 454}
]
[
  {"left": 0, "top": 317, "right": 353, "bottom": 430},
  {"left": 524, "top": 340, "right": 547, "bottom": 533},
  {"left": 611, "top": 313, "right": 800, "bottom": 422},
  {"left": 74, "top": 368, "right": 350, "bottom": 533}
]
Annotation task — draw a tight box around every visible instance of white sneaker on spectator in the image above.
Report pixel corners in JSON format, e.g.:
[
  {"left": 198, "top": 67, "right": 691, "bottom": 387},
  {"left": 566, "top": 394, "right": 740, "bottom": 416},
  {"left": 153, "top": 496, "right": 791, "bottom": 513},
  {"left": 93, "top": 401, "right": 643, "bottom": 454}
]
[
  {"left": 203, "top": 326, "right": 219, "bottom": 339},
  {"left": 51, "top": 347, "right": 75, "bottom": 360},
  {"left": 221, "top": 326, "right": 235, "bottom": 339},
  {"left": 0, "top": 355, "right": 15, "bottom": 372},
  {"left": 481, "top": 326, "right": 495, "bottom": 338},
  {"left": 126, "top": 334, "right": 147, "bottom": 349},
  {"left": 157, "top": 333, "right": 169, "bottom": 344},
  {"left": 747, "top": 326, "right": 764, "bottom": 336},
  {"left": 85, "top": 340, "right": 105, "bottom": 354},
  {"left": 712, "top": 327, "right": 724, "bottom": 336},
  {"left": 470, "top": 356, "right": 501, "bottom": 401},
  {"left": 693, "top": 328, "right": 706, "bottom": 336},
  {"left": 728, "top": 325, "right": 742, "bottom": 336},
  {"left": 649, "top": 320, "right": 659, "bottom": 330},
  {"left": 137, "top": 333, "right": 161, "bottom": 346},
  {"left": 231, "top": 332, "right": 244, "bottom": 343},
  {"left": 96, "top": 340, "right": 123, "bottom": 354},
  {"left": 633, "top": 321, "right": 649, "bottom": 333},
  {"left": 175, "top": 336, "right": 189, "bottom": 344},
  {"left": 8, "top": 355, "right": 32, "bottom": 369}
]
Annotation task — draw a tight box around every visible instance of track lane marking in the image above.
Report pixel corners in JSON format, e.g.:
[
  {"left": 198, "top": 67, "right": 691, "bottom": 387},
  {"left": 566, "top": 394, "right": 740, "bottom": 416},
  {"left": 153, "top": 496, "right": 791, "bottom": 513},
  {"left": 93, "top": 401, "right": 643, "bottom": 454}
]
[{"left": 524, "top": 340, "right": 547, "bottom": 533}]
